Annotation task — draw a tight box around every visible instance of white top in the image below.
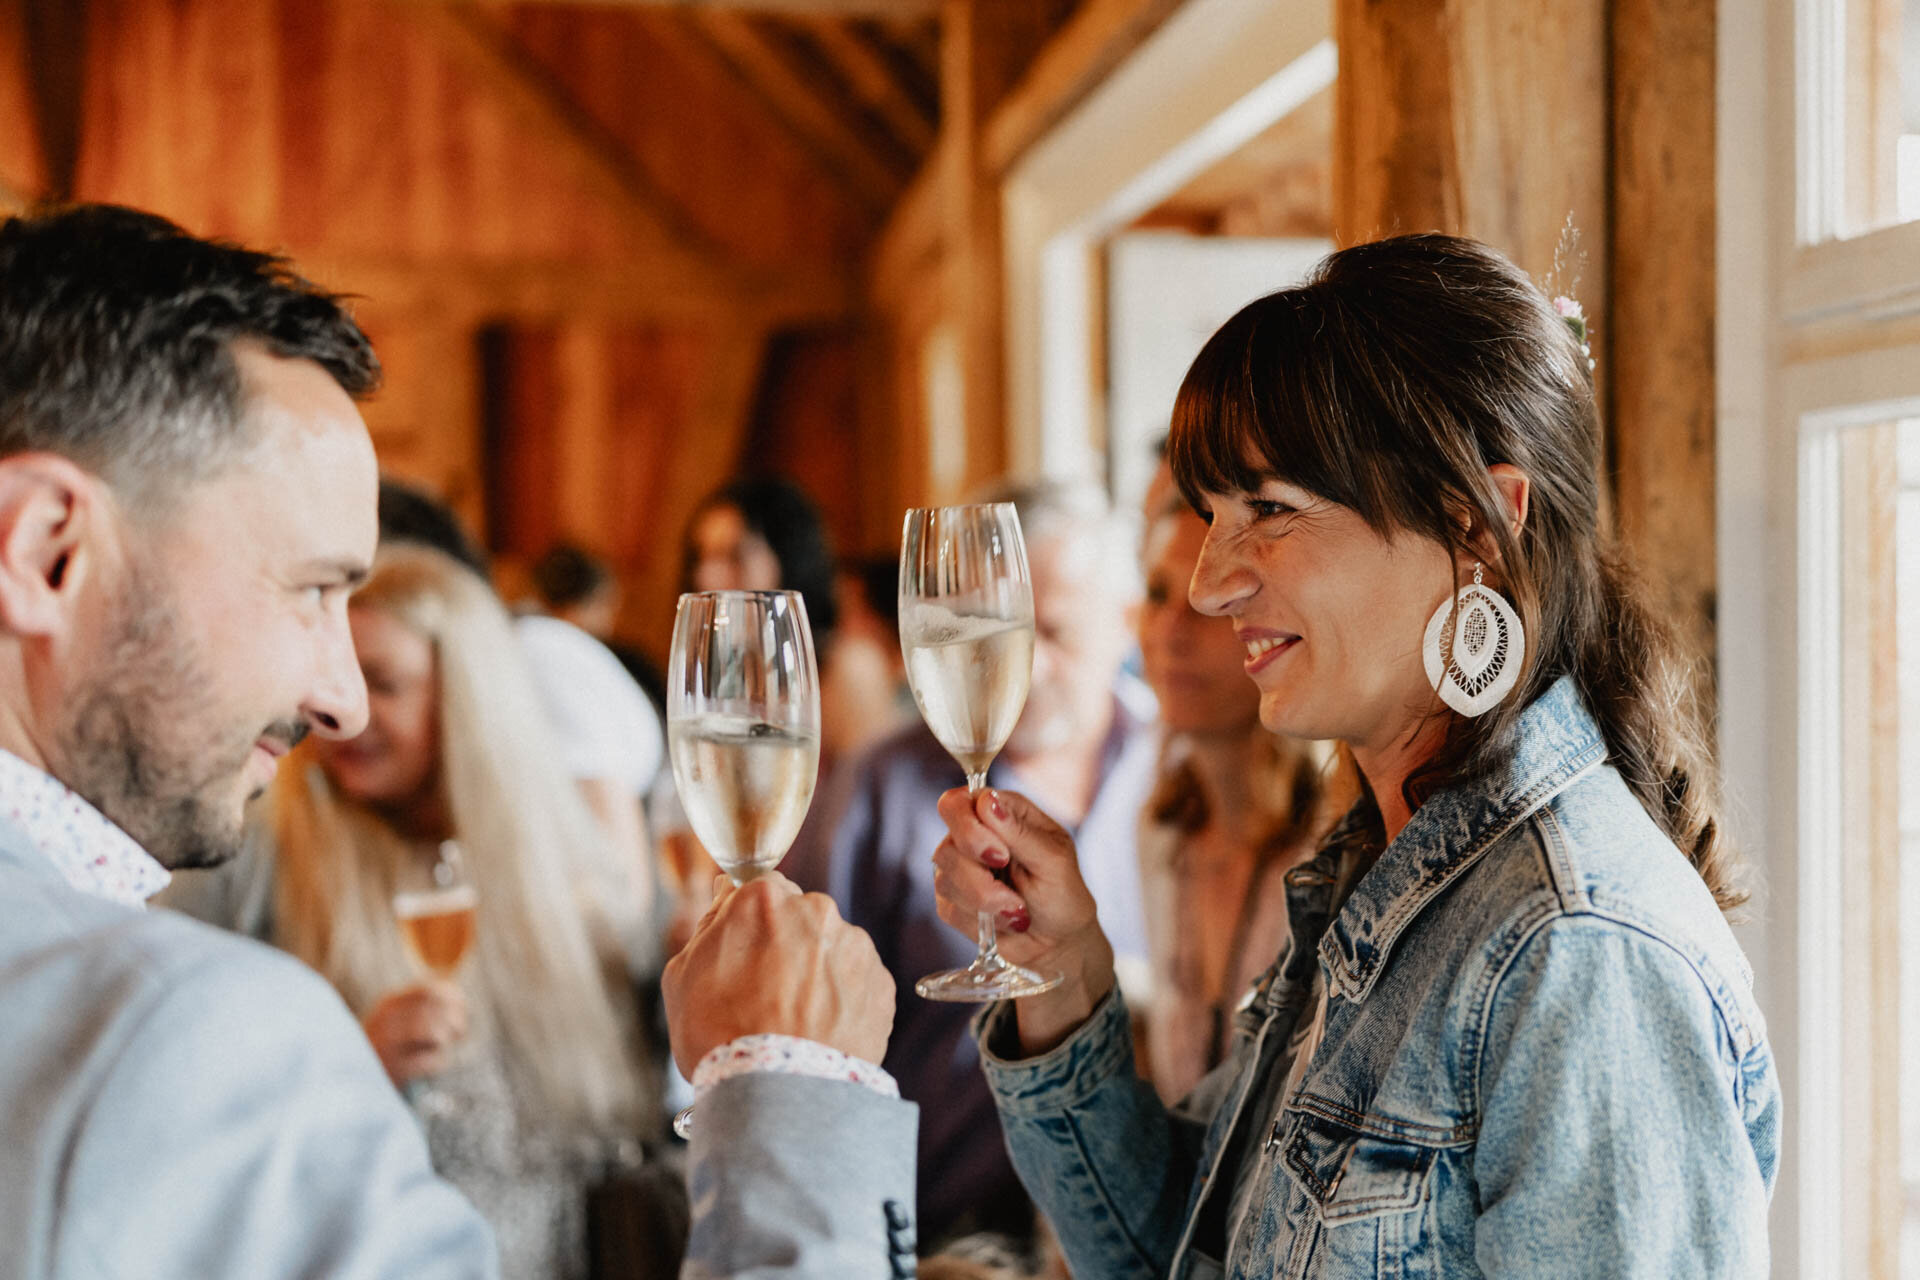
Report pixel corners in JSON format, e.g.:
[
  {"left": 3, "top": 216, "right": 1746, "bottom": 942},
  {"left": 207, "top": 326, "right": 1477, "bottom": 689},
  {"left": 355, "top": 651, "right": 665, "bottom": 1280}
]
[{"left": 513, "top": 615, "right": 664, "bottom": 797}]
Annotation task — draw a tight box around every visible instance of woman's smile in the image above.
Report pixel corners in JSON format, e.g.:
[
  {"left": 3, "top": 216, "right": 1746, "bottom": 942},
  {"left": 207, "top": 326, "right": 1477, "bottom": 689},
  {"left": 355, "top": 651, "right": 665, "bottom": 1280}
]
[{"left": 1239, "top": 628, "right": 1301, "bottom": 674}]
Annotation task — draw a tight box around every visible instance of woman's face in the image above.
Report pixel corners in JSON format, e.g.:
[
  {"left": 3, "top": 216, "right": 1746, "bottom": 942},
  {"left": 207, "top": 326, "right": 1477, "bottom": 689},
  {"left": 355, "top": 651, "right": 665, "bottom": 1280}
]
[
  {"left": 314, "top": 605, "right": 440, "bottom": 809},
  {"left": 1189, "top": 477, "right": 1455, "bottom": 756},
  {"left": 1139, "top": 510, "right": 1261, "bottom": 737},
  {"left": 688, "top": 503, "right": 783, "bottom": 592}
]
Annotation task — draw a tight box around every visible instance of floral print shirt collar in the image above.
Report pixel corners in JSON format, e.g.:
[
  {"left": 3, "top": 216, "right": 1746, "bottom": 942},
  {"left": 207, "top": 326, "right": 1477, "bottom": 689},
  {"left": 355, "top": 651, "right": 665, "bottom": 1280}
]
[{"left": 0, "top": 748, "right": 168, "bottom": 907}]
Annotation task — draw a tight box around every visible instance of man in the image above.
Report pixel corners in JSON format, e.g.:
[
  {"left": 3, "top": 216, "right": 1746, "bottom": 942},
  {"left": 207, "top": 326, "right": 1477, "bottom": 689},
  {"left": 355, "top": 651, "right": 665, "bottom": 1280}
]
[
  {"left": 787, "top": 478, "right": 1157, "bottom": 1247},
  {"left": 0, "top": 204, "right": 909, "bottom": 1280}
]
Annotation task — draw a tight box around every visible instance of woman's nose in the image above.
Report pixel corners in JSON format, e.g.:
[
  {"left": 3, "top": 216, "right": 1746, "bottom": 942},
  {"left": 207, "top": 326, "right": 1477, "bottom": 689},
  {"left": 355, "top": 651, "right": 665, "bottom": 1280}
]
[{"left": 1188, "top": 527, "right": 1254, "bottom": 618}]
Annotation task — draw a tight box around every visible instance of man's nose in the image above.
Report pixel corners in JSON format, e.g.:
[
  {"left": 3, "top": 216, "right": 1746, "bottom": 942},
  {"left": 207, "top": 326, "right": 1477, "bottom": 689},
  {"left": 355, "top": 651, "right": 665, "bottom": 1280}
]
[{"left": 303, "top": 615, "right": 369, "bottom": 740}]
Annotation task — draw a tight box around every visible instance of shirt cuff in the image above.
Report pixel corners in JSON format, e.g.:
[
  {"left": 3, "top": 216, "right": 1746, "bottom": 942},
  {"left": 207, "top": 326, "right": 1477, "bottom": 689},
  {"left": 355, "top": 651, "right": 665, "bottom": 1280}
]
[{"left": 692, "top": 1034, "right": 901, "bottom": 1101}]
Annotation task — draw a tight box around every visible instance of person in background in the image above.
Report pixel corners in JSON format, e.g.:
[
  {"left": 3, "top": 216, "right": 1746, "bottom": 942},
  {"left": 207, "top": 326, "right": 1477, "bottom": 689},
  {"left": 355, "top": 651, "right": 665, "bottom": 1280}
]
[
  {"left": 1133, "top": 468, "right": 1348, "bottom": 1104},
  {"left": 377, "top": 480, "right": 664, "bottom": 919},
  {"left": 821, "top": 554, "right": 913, "bottom": 764},
  {"left": 785, "top": 477, "right": 1158, "bottom": 1253},
  {"left": 171, "top": 544, "right": 660, "bottom": 1279},
  {"left": 529, "top": 540, "right": 667, "bottom": 713}
]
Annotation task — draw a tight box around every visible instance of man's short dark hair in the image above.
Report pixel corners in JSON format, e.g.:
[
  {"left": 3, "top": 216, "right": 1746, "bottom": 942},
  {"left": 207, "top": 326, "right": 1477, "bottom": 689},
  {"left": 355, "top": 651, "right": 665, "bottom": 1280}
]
[{"left": 0, "top": 204, "right": 379, "bottom": 507}]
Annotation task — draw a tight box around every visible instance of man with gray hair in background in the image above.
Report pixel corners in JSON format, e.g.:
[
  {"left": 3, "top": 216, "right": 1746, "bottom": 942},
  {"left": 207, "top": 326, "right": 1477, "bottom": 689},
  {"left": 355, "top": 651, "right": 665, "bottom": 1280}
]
[{"left": 788, "top": 476, "right": 1158, "bottom": 1254}]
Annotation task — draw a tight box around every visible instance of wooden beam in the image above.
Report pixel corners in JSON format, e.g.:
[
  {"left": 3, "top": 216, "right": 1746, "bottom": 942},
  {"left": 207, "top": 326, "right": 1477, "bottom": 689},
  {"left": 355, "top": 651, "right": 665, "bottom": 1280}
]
[
  {"left": 867, "top": 133, "right": 943, "bottom": 308},
  {"left": 1609, "top": 0, "right": 1716, "bottom": 674},
  {"left": 688, "top": 10, "right": 909, "bottom": 213},
  {"left": 298, "top": 254, "right": 855, "bottom": 328},
  {"left": 982, "top": 0, "right": 1186, "bottom": 176},
  {"left": 403, "top": 2, "right": 749, "bottom": 284},
  {"left": 801, "top": 18, "right": 937, "bottom": 156}
]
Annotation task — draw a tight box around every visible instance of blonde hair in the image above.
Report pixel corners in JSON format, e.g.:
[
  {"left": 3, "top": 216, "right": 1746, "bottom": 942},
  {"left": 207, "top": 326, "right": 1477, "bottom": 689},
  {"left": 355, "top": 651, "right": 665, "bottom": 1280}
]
[{"left": 271, "top": 544, "right": 643, "bottom": 1134}]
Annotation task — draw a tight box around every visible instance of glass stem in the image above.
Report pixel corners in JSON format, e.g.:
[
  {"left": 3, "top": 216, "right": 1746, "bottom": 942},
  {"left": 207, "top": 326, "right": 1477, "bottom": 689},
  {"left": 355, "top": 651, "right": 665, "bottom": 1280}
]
[{"left": 965, "top": 770, "right": 1003, "bottom": 971}]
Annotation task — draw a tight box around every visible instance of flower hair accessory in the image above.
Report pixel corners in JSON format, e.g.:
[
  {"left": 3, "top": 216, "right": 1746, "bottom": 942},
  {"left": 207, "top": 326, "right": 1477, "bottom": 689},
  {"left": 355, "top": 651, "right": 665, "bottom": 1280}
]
[{"left": 1553, "top": 294, "right": 1596, "bottom": 372}]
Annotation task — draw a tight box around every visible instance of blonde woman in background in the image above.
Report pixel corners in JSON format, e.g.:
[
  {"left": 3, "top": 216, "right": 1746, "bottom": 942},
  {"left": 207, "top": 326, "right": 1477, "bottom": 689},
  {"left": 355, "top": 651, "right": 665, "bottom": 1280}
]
[
  {"left": 169, "top": 544, "right": 659, "bottom": 1280},
  {"left": 1134, "top": 470, "right": 1348, "bottom": 1104}
]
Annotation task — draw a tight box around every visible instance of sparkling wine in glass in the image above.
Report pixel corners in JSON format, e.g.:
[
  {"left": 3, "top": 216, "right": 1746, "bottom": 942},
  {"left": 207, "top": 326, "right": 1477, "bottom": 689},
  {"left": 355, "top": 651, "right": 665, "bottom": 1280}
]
[
  {"left": 899, "top": 503, "right": 1061, "bottom": 1003},
  {"left": 666, "top": 589, "right": 821, "bottom": 1136},
  {"left": 392, "top": 840, "right": 477, "bottom": 1117}
]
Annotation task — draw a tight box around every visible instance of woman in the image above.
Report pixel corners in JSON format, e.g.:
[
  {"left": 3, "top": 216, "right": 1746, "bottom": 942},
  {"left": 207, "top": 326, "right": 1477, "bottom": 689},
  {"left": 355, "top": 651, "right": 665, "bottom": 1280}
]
[
  {"left": 931, "top": 235, "right": 1778, "bottom": 1276},
  {"left": 184, "top": 545, "right": 658, "bottom": 1279},
  {"left": 1134, "top": 478, "right": 1345, "bottom": 1104}
]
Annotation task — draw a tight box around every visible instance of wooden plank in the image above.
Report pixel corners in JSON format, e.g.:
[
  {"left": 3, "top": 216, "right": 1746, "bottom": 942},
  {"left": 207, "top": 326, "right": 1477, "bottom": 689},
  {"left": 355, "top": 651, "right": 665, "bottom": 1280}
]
[
  {"left": 802, "top": 17, "right": 936, "bottom": 156},
  {"left": 297, "top": 253, "right": 854, "bottom": 327},
  {"left": 1332, "top": 0, "right": 1461, "bottom": 244},
  {"left": 20, "top": 0, "right": 86, "bottom": 199},
  {"left": 982, "top": 0, "right": 1186, "bottom": 176},
  {"left": 436, "top": 0, "right": 941, "bottom": 15},
  {"left": 688, "top": 10, "right": 909, "bottom": 213},
  {"left": 403, "top": 1, "right": 746, "bottom": 280},
  {"left": 1609, "top": 0, "right": 1715, "bottom": 677},
  {"left": 867, "top": 134, "right": 943, "bottom": 308},
  {"left": 630, "top": 322, "right": 769, "bottom": 657}
]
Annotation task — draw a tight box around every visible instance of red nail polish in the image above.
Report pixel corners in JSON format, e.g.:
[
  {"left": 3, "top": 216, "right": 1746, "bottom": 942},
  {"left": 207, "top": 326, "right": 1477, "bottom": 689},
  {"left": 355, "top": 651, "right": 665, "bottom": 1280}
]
[
  {"left": 1008, "top": 912, "right": 1031, "bottom": 933},
  {"left": 983, "top": 848, "right": 1009, "bottom": 868},
  {"left": 989, "top": 791, "right": 1009, "bottom": 821}
]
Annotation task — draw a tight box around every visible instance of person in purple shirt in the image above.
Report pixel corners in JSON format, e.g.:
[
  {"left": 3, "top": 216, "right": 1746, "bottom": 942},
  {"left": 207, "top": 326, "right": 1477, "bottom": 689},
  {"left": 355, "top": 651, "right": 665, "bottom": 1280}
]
[{"left": 787, "top": 477, "right": 1158, "bottom": 1252}]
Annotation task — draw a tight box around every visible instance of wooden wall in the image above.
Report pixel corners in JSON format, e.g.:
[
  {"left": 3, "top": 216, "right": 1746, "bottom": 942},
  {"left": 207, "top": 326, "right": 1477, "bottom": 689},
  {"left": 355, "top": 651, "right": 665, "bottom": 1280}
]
[{"left": 0, "top": 0, "right": 874, "bottom": 660}]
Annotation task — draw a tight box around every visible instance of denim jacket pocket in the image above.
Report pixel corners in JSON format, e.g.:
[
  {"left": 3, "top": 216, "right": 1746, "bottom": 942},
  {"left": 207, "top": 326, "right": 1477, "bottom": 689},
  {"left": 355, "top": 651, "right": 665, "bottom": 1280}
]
[{"left": 1272, "top": 1113, "right": 1437, "bottom": 1278}]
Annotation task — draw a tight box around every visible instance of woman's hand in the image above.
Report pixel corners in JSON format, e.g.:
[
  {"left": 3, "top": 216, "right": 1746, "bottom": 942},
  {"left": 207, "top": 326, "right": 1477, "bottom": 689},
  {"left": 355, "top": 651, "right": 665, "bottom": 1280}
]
[
  {"left": 932, "top": 787, "right": 1116, "bottom": 1055},
  {"left": 362, "top": 980, "right": 470, "bottom": 1088}
]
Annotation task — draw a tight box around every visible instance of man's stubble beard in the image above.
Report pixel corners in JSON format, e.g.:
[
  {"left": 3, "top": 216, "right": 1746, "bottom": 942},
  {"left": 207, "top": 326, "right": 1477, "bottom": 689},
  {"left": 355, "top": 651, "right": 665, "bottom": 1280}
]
[{"left": 54, "top": 567, "right": 261, "bottom": 871}]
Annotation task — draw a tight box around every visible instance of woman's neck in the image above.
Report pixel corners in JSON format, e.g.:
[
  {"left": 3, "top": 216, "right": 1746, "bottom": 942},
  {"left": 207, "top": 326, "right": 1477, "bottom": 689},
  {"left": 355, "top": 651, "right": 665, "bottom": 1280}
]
[{"left": 1350, "top": 713, "right": 1451, "bottom": 845}]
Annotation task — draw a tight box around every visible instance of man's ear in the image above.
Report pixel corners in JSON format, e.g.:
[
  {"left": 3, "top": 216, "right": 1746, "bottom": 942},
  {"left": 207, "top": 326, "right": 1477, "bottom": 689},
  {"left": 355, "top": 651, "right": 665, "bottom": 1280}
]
[{"left": 0, "top": 455, "right": 109, "bottom": 638}]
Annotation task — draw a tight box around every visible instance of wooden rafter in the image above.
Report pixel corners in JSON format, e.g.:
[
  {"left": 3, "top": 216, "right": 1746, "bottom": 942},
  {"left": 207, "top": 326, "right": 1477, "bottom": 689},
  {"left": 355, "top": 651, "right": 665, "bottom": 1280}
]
[
  {"left": 684, "top": 10, "right": 909, "bottom": 214},
  {"left": 799, "top": 18, "right": 936, "bottom": 157},
  {"left": 404, "top": 2, "right": 750, "bottom": 286},
  {"left": 984, "top": 0, "right": 1188, "bottom": 175}
]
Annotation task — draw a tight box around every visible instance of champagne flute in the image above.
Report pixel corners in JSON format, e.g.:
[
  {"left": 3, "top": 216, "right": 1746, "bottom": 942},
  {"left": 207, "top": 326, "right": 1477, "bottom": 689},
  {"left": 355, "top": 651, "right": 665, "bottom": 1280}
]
[
  {"left": 392, "top": 840, "right": 478, "bottom": 1117},
  {"left": 666, "top": 589, "right": 822, "bottom": 1137},
  {"left": 899, "top": 503, "right": 1061, "bottom": 1002}
]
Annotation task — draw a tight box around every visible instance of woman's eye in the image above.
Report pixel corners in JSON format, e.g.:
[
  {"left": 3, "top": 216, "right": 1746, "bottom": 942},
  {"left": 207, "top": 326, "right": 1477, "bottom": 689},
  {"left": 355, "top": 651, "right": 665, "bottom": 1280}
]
[{"left": 1249, "top": 499, "right": 1296, "bottom": 520}]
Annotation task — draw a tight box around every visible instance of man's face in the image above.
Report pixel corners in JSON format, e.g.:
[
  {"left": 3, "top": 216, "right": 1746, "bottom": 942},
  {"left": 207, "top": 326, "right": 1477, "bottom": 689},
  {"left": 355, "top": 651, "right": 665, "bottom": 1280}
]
[
  {"left": 1004, "top": 529, "right": 1135, "bottom": 760},
  {"left": 52, "top": 346, "right": 377, "bottom": 869}
]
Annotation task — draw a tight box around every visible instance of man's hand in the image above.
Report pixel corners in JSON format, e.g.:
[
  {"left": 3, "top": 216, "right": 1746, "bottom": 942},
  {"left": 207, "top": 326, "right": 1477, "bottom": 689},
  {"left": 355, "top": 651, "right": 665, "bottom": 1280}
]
[
  {"left": 362, "top": 980, "right": 470, "bottom": 1087},
  {"left": 662, "top": 872, "right": 894, "bottom": 1078}
]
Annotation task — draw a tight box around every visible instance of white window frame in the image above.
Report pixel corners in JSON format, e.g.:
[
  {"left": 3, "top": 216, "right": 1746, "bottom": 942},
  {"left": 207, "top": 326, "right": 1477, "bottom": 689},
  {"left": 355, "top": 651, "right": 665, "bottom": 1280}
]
[{"left": 1722, "top": 0, "right": 1920, "bottom": 1273}]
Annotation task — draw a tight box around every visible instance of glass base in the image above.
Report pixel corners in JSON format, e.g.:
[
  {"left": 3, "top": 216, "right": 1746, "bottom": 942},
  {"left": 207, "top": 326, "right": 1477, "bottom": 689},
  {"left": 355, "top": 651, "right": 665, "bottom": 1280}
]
[{"left": 915, "top": 956, "right": 1063, "bottom": 1003}]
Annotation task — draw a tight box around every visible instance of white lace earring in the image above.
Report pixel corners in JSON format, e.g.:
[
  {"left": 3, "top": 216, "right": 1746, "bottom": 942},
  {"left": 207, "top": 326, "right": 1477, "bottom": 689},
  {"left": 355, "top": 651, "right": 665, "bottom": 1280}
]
[{"left": 1422, "top": 563, "right": 1524, "bottom": 717}]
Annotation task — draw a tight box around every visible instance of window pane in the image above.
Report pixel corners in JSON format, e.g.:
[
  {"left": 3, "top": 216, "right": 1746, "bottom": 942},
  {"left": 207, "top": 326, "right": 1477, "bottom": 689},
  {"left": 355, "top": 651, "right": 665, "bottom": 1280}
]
[{"left": 1832, "top": 0, "right": 1920, "bottom": 234}]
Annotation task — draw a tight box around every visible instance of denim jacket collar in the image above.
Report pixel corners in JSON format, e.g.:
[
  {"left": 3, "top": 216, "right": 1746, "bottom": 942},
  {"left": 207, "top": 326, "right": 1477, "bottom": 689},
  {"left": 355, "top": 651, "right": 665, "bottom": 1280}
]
[{"left": 1318, "top": 675, "right": 1607, "bottom": 1004}]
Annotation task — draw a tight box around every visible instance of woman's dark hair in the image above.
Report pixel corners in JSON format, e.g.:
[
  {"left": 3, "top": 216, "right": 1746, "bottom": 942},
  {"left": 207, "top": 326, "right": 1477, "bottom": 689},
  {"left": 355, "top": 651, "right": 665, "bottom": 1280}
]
[
  {"left": 685, "top": 475, "right": 839, "bottom": 640},
  {"left": 530, "top": 541, "right": 614, "bottom": 610},
  {"left": 1168, "top": 232, "right": 1742, "bottom": 912}
]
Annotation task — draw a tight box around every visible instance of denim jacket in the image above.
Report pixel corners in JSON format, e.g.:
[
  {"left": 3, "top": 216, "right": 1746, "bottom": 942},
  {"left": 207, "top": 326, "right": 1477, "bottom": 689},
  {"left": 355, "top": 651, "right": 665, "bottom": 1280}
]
[{"left": 978, "top": 678, "right": 1779, "bottom": 1278}]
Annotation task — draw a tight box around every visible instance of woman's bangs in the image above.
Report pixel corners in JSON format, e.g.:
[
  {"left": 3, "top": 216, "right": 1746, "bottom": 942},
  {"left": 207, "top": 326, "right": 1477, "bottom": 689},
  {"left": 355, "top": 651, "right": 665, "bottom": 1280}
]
[{"left": 1168, "top": 294, "right": 1338, "bottom": 510}]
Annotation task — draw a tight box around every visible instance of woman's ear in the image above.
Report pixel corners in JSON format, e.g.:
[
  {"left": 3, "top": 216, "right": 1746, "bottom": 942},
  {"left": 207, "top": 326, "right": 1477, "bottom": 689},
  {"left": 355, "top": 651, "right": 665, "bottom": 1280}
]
[
  {"left": 0, "top": 455, "right": 107, "bottom": 638},
  {"left": 1463, "top": 464, "right": 1532, "bottom": 568}
]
